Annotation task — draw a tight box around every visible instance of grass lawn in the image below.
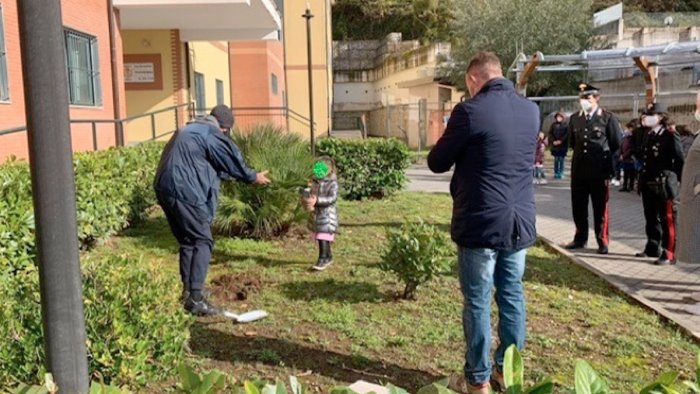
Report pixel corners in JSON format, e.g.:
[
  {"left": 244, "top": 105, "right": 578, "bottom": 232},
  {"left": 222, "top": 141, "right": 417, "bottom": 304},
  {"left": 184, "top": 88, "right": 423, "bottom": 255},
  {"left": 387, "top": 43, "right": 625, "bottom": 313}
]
[{"left": 93, "top": 192, "right": 698, "bottom": 392}]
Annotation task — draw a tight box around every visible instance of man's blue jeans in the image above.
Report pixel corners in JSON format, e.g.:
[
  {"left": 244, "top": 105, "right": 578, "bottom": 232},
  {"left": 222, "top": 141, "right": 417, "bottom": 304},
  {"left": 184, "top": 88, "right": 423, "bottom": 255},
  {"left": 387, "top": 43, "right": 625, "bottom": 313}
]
[
  {"left": 457, "top": 247, "right": 527, "bottom": 385},
  {"left": 553, "top": 156, "right": 566, "bottom": 178}
]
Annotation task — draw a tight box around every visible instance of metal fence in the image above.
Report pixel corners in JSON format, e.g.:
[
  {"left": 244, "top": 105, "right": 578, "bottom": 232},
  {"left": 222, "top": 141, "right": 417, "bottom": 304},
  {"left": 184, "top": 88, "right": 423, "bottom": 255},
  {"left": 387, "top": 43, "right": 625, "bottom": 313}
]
[
  {"left": 227, "top": 106, "right": 313, "bottom": 135},
  {"left": 0, "top": 103, "right": 194, "bottom": 160},
  {"left": 531, "top": 91, "right": 699, "bottom": 131}
]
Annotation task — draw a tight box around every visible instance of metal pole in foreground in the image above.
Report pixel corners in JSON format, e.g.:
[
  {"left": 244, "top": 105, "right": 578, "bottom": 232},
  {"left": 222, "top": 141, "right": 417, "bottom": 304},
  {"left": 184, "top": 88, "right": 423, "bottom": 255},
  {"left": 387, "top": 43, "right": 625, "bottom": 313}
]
[
  {"left": 17, "top": 1, "right": 90, "bottom": 392},
  {"left": 303, "top": 5, "right": 316, "bottom": 157}
]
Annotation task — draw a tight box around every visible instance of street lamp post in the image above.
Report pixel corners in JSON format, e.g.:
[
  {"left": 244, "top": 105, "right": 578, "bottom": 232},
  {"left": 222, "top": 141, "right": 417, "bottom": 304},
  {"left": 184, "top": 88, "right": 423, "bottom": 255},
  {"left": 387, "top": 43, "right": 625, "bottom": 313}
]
[
  {"left": 17, "top": 1, "right": 90, "bottom": 392},
  {"left": 302, "top": 3, "right": 315, "bottom": 157}
]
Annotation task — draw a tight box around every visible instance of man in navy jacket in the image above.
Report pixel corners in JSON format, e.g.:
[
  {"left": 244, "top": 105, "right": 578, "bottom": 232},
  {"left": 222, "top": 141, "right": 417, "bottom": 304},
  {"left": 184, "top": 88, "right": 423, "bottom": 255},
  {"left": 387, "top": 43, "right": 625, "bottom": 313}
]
[
  {"left": 428, "top": 52, "right": 539, "bottom": 393},
  {"left": 154, "top": 105, "right": 271, "bottom": 316}
]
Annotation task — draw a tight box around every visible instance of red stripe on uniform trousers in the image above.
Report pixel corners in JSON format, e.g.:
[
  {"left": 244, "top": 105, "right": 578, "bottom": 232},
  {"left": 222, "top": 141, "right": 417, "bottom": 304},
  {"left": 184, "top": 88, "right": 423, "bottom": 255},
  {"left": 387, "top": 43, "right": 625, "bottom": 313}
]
[
  {"left": 666, "top": 199, "right": 676, "bottom": 260},
  {"left": 602, "top": 181, "right": 610, "bottom": 245}
]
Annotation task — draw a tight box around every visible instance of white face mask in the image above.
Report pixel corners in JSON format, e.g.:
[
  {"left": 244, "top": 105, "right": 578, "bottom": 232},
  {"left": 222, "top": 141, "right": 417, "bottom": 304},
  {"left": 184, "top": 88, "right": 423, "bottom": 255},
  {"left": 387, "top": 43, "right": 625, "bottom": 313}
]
[
  {"left": 642, "top": 115, "right": 660, "bottom": 128},
  {"left": 580, "top": 99, "right": 594, "bottom": 113},
  {"left": 695, "top": 110, "right": 700, "bottom": 122}
]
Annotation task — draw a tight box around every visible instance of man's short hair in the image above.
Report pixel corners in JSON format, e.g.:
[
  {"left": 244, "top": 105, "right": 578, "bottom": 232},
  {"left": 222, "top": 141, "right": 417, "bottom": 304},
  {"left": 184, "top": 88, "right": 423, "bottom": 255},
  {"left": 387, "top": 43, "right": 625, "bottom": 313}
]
[{"left": 467, "top": 51, "right": 502, "bottom": 78}]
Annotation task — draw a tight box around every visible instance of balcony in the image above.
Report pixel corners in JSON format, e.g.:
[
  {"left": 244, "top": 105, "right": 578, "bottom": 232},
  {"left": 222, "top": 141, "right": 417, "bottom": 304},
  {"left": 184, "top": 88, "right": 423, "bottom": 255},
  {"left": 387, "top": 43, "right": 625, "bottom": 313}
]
[{"left": 114, "top": 0, "right": 281, "bottom": 41}]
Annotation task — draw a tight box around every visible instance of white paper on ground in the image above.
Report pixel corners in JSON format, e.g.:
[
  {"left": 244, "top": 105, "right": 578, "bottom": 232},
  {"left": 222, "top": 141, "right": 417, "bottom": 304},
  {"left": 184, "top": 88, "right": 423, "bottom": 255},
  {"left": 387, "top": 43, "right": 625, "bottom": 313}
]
[{"left": 348, "top": 381, "right": 390, "bottom": 394}]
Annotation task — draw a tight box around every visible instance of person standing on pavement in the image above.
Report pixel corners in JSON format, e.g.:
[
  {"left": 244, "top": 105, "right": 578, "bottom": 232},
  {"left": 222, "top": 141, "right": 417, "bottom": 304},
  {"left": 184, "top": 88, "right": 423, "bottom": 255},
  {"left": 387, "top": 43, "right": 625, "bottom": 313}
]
[
  {"left": 154, "top": 105, "right": 272, "bottom": 315},
  {"left": 549, "top": 112, "right": 569, "bottom": 179},
  {"left": 620, "top": 119, "right": 640, "bottom": 192},
  {"left": 427, "top": 51, "right": 539, "bottom": 394},
  {"left": 564, "top": 83, "right": 622, "bottom": 255},
  {"left": 635, "top": 102, "right": 684, "bottom": 265},
  {"left": 533, "top": 132, "right": 549, "bottom": 185}
]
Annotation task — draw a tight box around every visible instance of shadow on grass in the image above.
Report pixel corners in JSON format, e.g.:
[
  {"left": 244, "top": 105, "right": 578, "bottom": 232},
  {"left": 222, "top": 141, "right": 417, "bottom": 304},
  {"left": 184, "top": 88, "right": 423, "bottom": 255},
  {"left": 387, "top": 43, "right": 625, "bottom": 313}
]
[
  {"left": 341, "top": 222, "right": 450, "bottom": 233},
  {"left": 211, "top": 251, "right": 310, "bottom": 268},
  {"left": 122, "top": 214, "right": 309, "bottom": 267},
  {"left": 525, "top": 244, "right": 618, "bottom": 297},
  {"left": 121, "top": 214, "right": 177, "bottom": 252},
  {"left": 281, "top": 279, "right": 390, "bottom": 303},
  {"left": 190, "top": 324, "right": 442, "bottom": 390}
]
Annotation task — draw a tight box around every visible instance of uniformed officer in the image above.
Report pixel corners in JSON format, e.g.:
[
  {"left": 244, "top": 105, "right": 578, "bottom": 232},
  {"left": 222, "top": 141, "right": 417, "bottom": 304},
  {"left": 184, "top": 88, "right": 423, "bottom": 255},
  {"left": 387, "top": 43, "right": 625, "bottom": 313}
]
[
  {"left": 635, "top": 102, "right": 684, "bottom": 265},
  {"left": 564, "top": 83, "right": 622, "bottom": 254},
  {"left": 154, "top": 105, "right": 272, "bottom": 315}
]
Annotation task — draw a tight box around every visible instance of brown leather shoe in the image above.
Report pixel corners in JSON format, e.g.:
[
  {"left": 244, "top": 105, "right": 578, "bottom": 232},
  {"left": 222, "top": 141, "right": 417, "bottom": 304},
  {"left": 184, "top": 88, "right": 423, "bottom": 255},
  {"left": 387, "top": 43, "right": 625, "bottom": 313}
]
[
  {"left": 491, "top": 369, "right": 505, "bottom": 392},
  {"left": 448, "top": 375, "right": 491, "bottom": 394}
]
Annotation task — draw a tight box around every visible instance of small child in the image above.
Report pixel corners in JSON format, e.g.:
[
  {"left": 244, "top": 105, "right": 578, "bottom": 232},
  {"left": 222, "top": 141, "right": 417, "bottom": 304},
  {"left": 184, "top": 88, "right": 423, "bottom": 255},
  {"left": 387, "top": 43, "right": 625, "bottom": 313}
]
[
  {"left": 302, "top": 157, "right": 339, "bottom": 271},
  {"left": 533, "top": 132, "right": 548, "bottom": 185},
  {"left": 620, "top": 120, "right": 637, "bottom": 192}
]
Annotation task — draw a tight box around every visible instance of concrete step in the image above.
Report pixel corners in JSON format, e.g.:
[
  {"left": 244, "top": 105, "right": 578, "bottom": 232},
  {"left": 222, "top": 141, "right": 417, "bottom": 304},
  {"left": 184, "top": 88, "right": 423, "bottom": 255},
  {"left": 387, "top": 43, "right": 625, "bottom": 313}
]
[{"left": 331, "top": 129, "right": 364, "bottom": 140}]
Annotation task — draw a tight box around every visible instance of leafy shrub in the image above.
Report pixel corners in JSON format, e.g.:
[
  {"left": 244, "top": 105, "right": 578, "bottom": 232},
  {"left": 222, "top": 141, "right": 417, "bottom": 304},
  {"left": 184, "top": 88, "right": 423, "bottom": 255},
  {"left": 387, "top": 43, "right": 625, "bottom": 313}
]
[
  {"left": 379, "top": 220, "right": 452, "bottom": 299},
  {"left": 0, "top": 161, "right": 35, "bottom": 273},
  {"left": 0, "top": 142, "right": 164, "bottom": 274},
  {"left": 215, "top": 124, "right": 314, "bottom": 239},
  {"left": 10, "top": 373, "right": 129, "bottom": 394},
  {"left": 0, "top": 255, "right": 192, "bottom": 388},
  {"left": 73, "top": 143, "right": 162, "bottom": 246},
  {"left": 0, "top": 142, "right": 192, "bottom": 388},
  {"left": 316, "top": 138, "right": 411, "bottom": 200}
]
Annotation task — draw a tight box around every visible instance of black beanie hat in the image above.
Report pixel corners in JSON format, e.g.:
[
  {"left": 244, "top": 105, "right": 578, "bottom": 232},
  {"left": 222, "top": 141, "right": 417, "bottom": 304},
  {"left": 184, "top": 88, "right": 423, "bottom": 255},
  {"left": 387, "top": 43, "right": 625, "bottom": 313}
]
[{"left": 210, "top": 105, "right": 234, "bottom": 129}]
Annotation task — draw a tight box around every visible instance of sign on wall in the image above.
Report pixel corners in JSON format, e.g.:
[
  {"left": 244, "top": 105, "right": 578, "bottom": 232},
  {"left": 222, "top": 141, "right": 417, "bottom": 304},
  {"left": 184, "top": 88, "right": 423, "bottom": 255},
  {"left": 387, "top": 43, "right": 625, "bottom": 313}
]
[
  {"left": 124, "top": 54, "right": 163, "bottom": 90},
  {"left": 125, "top": 63, "right": 155, "bottom": 83}
]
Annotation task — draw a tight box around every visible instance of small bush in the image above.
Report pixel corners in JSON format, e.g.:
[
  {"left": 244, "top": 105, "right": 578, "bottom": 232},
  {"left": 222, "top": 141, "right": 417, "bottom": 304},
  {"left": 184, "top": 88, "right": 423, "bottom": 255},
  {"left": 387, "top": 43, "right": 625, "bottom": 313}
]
[
  {"left": 0, "top": 142, "right": 190, "bottom": 388},
  {"left": 0, "top": 142, "right": 164, "bottom": 274},
  {"left": 215, "top": 124, "right": 314, "bottom": 239},
  {"left": 316, "top": 138, "right": 411, "bottom": 200},
  {"left": 379, "top": 220, "right": 452, "bottom": 299},
  {"left": 0, "top": 256, "right": 192, "bottom": 387}
]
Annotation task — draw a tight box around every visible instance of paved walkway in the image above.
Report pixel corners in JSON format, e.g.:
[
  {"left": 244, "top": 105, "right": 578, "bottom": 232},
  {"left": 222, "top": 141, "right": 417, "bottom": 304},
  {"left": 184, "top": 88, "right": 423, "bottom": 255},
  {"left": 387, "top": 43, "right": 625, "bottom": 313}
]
[{"left": 407, "top": 163, "right": 700, "bottom": 341}]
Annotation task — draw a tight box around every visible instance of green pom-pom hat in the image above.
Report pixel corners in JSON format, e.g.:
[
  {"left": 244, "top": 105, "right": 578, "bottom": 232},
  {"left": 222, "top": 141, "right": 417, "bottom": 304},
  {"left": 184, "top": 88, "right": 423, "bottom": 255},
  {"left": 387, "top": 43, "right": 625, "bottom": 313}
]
[{"left": 313, "top": 161, "right": 330, "bottom": 179}]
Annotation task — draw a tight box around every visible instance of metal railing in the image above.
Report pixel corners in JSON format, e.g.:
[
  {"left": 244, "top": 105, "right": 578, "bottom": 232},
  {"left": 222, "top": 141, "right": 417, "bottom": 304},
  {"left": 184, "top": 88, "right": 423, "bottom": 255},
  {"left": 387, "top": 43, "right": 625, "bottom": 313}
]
[
  {"left": 530, "top": 91, "right": 699, "bottom": 130},
  {"left": 195, "top": 106, "right": 314, "bottom": 134},
  {"left": 0, "top": 103, "right": 194, "bottom": 158}
]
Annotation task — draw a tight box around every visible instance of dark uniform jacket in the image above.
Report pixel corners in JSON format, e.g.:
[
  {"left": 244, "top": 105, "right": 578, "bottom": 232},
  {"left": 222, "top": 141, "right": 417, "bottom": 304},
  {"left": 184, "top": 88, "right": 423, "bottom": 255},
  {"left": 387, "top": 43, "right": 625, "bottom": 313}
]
[
  {"left": 639, "top": 126, "right": 684, "bottom": 188},
  {"left": 428, "top": 78, "right": 540, "bottom": 250},
  {"left": 154, "top": 116, "right": 257, "bottom": 222},
  {"left": 568, "top": 108, "right": 622, "bottom": 180}
]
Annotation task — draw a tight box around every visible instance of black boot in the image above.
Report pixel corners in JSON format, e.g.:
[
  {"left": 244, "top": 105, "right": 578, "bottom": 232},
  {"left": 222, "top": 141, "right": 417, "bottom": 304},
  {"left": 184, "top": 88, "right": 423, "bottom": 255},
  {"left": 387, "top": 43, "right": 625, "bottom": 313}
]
[
  {"left": 184, "top": 290, "right": 221, "bottom": 316},
  {"left": 313, "top": 241, "right": 334, "bottom": 271}
]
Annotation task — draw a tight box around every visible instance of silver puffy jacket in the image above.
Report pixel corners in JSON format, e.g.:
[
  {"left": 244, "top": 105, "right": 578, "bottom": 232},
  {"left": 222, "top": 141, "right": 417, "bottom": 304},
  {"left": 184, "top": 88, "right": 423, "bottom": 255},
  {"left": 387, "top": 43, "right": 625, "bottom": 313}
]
[{"left": 312, "top": 175, "right": 339, "bottom": 234}]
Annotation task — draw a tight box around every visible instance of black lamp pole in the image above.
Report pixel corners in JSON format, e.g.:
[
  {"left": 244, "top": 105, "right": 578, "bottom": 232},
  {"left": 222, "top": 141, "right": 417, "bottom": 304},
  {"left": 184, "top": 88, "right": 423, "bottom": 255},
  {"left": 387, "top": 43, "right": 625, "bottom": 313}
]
[
  {"left": 302, "top": 4, "right": 315, "bottom": 156},
  {"left": 17, "top": 0, "right": 90, "bottom": 392}
]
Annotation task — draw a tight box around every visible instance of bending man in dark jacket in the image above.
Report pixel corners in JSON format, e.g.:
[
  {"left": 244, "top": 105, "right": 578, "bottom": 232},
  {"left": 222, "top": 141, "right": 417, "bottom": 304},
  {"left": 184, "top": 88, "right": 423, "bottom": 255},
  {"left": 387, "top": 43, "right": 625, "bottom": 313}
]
[
  {"left": 154, "top": 105, "right": 271, "bottom": 315},
  {"left": 428, "top": 52, "right": 539, "bottom": 394}
]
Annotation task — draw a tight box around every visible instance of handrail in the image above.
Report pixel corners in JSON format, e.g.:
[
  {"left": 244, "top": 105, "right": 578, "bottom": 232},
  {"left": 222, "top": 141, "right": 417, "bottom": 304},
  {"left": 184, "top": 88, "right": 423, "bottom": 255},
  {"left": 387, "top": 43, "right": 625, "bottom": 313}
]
[
  {"left": 230, "top": 106, "right": 316, "bottom": 126},
  {"left": 0, "top": 126, "right": 28, "bottom": 136},
  {"left": 0, "top": 103, "right": 317, "bottom": 149},
  {"left": 0, "top": 103, "right": 193, "bottom": 151},
  {"left": 1, "top": 103, "right": 192, "bottom": 136}
]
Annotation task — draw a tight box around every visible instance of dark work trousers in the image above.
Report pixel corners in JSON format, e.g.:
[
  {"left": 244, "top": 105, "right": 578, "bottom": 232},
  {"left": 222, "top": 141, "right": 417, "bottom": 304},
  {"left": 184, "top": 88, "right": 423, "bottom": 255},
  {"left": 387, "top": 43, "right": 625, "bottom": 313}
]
[
  {"left": 571, "top": 177, "right": 610, "bottom": 247},
  {"left": 641, "top": 186, "right": 678, "bottom": 260},
  {"left": 623, "top": 168, "right": 637, "bottom": 190},
  {"left": 157, "top": 195, "right": 213, "bottom": 292}
]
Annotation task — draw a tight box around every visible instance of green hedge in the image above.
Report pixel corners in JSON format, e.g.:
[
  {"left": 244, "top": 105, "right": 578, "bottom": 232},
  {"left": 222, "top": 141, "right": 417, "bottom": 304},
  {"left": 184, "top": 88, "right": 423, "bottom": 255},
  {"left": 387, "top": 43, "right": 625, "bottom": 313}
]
[
  {"left": 0, "top": 143, "right": 191, "bottom": 387},
  {"left": 0, "top": 256, "right": 191, "bottom": 387},
  {"left": 1, "top": 142, "right": 163, "bottom": 275},
  {"left": 316, "top": 138, "right": 411, "bottom": 200}
]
